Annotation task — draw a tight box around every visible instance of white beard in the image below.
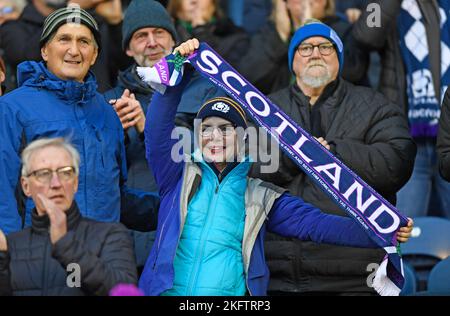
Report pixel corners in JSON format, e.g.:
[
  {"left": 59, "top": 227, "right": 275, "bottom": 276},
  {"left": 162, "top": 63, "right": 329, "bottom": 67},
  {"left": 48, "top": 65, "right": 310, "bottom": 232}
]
[{"left": 300, "top": 64, "right": 332, "bottom": 88}]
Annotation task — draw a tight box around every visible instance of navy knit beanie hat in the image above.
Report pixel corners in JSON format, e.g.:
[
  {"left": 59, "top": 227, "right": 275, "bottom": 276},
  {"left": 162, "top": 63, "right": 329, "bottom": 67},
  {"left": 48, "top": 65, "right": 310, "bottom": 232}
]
[
  {"left": 40, "top": 5, "right": 101, "bottom": 51},
  {"left": 122, "top": 0, "right": 178, "bottom": 49},
  {"left": 196, "top": 97, "right": 247, "bottom": 129},
  {"left": 288, "top": 21, "right": 344, "bottom": 74}
]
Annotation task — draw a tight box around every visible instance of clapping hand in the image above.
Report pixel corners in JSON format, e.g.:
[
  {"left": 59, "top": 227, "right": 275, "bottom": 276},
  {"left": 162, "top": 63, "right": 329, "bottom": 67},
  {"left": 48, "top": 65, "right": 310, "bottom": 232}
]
[{"left": 37, "top": 194, "right": 68, "bottom": 244}]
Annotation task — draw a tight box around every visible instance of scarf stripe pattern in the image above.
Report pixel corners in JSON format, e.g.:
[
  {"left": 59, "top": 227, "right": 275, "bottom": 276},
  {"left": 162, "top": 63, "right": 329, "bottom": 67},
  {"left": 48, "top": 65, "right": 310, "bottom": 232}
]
[{"left": 398, "top": 0, "right": 450, "bottom": 137}]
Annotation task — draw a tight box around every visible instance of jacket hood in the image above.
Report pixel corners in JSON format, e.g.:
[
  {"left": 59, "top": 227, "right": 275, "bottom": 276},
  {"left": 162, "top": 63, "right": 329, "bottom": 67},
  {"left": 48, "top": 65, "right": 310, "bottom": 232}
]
[{"left": 17, "top": 61, "right": 98, "bottom": 103}]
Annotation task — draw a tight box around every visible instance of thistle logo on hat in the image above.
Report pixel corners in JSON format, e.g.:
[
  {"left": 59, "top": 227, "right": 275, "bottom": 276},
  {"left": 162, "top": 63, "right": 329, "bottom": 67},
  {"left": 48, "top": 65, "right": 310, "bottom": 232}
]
[
  {"left": 211, "top": 102, "right": 230, "bottom": 113},
  {"left": 197, "top": 97, "right": 247, "bottom": 129}
]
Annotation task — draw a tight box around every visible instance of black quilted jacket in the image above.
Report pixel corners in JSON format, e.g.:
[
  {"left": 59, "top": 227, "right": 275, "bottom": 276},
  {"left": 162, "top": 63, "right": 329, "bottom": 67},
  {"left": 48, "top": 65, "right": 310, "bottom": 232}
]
[
  {"left": 0, "top": 203, "right": 137, "bottom": 296},
  {"left": 251, "top": 78, "right": 416, "bottom": 293}
]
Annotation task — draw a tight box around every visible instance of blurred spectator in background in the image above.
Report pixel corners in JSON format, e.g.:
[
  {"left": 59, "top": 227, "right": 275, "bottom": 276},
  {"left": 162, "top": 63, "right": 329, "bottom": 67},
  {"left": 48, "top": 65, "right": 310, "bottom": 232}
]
[
  {"left": 353, "top": 0, "right": 450, "bottom": 219},
  {"left": 0, "top": 0, "right": 26, "bottom": 91},
  {"left": 221, "top": 0, "right": 272, "bottom": 35},
  {"left": 0, "top": 0, "right": 25, "bottom": 25},
  {"left": 334, "top": 0, "right": 381, "bottom": 88},
  {"left": 335, "top": 0, "right": 369, "bottom": 23},
  {"left": 166, "top": 0, "right": 249, "bottom": 68},
  {"left": 0, "top": 0, "right": 129, "bottom": 92},
  {"left": 0, "top": 138, "right": 137, "bottom": 296},
  {"left": 238, "top": 0, "right": 370, "bottom": 95}
]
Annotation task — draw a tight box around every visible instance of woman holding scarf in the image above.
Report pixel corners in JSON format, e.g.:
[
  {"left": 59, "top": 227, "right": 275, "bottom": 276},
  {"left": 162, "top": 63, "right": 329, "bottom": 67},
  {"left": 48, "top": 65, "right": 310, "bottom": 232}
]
[{"left": 138, "top": 39, "right": 413, "bottom": 296}]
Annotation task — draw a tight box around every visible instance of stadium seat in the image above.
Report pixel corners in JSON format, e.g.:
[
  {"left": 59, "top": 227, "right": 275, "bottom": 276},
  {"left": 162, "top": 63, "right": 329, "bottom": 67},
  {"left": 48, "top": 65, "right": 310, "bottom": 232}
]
[
  {"left": 400, "top": 262, "right": 417, "bottom": 296},
  {"left": 401, "top": 217, "right": 450, "bottom": 259},
  {"left": 400, "top": 217, "right": 450, "bottom": 291},
  {"left": 427, "top": 257, "right": 450, "bottom": 295}
]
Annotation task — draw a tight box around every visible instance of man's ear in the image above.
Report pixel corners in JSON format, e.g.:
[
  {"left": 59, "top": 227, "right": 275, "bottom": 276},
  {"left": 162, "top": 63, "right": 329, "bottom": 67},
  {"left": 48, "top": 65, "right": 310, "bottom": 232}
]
[
  {"left": 90, "top": 47, "right": 99, "bottom": 66},
  {"left": 21, "top": 177, "right": 32, "bottom": 197},
  {"left": 74, "top": 176, "right": 79, "bottom": 193},
  {"left": 41, "top": 45, "right": 48, "bottom": 62},
  {"left": 0, "top": 70, "right": 5, "bottom": 83},
  {"left": 125, "top": 47, "right": 134, "bottom": 58}
]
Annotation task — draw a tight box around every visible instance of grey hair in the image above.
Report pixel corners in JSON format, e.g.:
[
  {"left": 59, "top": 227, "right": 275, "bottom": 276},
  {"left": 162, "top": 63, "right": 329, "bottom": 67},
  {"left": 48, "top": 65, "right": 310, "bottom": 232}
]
[{"left": 21, "top": 138, "right": 80, "bottom": 177}]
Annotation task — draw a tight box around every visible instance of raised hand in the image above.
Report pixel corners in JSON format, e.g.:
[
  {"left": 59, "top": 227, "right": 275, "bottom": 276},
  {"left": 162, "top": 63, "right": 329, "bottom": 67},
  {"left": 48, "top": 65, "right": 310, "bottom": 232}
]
[
  {"left": 110, "top": 89, "right": 146, "bottom": 133},
  {"left": 346, "top": 8, "right": 362, "bottom": 24},
  {"left": 173, "top": 38, "right": 200, "bottom": 57},
  {"left": 314, "top": 137, "right": 331, "bottom": 151},
  {"left": 37, "top": 194, "right": 67, "bottom": 244},
  {"left": 274, "top": 0, "right": 291, "bottom": 42},
  {"left": 95, "top": 0, "right": 123, "bottom": 25},
  {"left": 301, "top": 0, "right": 313, "bottom": 25},
  {"left": 396, "top": 218, "right": 414, "bottom": 243}
]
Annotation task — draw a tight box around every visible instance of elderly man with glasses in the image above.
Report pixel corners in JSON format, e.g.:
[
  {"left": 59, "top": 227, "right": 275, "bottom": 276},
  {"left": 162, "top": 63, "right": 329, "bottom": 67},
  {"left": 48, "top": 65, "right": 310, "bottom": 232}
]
[
  {"left": 0, "top": 138, "right": 137, "bottom": 296},
  {"left": 249, "top": 20, "right": 417, "bottom": 295}
]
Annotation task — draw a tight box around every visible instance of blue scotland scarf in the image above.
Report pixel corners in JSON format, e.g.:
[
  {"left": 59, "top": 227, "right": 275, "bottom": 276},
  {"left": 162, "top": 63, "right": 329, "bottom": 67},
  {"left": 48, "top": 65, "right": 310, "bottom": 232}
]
[
  {"left": 137, "top": 43, "right": 409, "bottom": 296},
  {"left": 398, "top": 0, "right": 450, "bottom": 137}
]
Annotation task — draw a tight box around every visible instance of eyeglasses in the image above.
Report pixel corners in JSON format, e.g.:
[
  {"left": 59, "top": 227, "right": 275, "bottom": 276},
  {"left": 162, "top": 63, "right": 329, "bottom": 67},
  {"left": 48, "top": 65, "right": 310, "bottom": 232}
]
[
  {"left": 200, "top": 124, "right": 236, "bottom": 138},
  {"left": 27, "top": 166, "right": 76, "bottom": 184},
  {"left": 297, "top": 43, "right": 335, "bottom": 57}
]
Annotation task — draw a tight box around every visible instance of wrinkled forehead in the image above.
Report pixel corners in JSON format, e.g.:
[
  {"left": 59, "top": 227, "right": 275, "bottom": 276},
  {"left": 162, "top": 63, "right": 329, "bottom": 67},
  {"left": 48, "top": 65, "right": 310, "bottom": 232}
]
[
  {"left": 28, "top": 146, "right": 72, "bottom": 169},
  {"left": 133, "top": 26, "right": 172, "bottom": 36},
  {"left": 54, "top": 22, "right": 94, "bottom": 37}
]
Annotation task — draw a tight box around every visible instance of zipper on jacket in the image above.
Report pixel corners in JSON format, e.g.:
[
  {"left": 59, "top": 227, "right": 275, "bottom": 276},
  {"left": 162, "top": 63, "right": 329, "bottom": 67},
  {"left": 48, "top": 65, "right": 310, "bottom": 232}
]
[
  {"left": 153, "top": 194, "right": 177, "bottom": 270},
  {"left": 73, "top": 105, "right": 89, "bottom": 216},
  {"left": 159, "top": 167, "right": 200, "bottom": 294},
  {"left": 186, "top": 175, "right": 221, "bottom": 295},
  {"left": 169, "top": 214, "right": 186, "bottom": 283},
  {"left": 41, "top": 236, "right": 50, "bottom": 296},
  {"left": 245, "top": 275, "right": 253, "bottom": 296},
  {"left": 215, "top": 172, "right": 224, "bottom": 194},
  {"left": 186, "top": 163, "right": 240, "bottom": 295},
  {"left": 152, "top": 220, "right": 166, "bottom": 270}
]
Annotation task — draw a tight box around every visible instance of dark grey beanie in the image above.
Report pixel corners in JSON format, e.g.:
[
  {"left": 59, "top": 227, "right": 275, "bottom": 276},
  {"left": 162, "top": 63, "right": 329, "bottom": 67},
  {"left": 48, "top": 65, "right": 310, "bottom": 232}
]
[
  {"left": 40, "top": 5, "right": 101, "bottom": 50},
  {"left": 122, "top": 0, "right": 177, "bottom": 49}
]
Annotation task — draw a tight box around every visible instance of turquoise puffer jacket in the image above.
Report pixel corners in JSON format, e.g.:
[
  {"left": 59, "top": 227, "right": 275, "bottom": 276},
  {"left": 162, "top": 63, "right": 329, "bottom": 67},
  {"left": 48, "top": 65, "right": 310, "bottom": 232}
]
[{"left": 164, "top": 152, "right": 250, "bottom": 296}]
